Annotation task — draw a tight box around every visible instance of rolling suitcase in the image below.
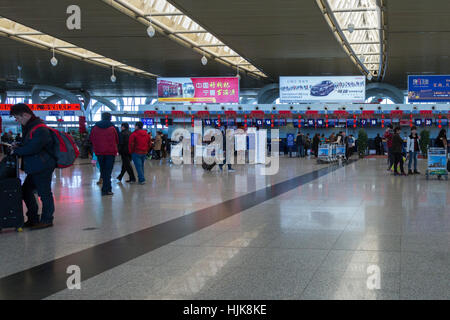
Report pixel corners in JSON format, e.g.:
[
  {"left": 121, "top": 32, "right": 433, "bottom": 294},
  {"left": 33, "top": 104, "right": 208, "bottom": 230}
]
[{"left": 0, "top": 155, "right": 24, "bottom": 232}]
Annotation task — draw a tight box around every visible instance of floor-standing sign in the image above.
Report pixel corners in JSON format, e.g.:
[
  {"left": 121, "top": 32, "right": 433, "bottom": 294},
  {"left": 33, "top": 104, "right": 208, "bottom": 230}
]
[
  {"left": 247, "top": 127, "right": 257, "bottom": 164},
  {"left": 194, "top": 120, "right": 203, "bottom": 164},
  {"left": 287, "top": 133, "right": 295, "bottom": 156},
  {"left": 257, "top": 129, "right": 267, "bottom": 164},
  {"left": 235, "top": 131, "right": 246, "bottom": 165}
]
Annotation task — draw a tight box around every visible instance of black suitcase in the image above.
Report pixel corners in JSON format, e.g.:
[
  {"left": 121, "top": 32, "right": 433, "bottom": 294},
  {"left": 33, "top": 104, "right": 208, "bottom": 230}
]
[
  {"left": 0, "top": 155, "right": 17, "bottom": 180},
  {"left": 0, "top": 155, "right": 24, "bottom": 232}
]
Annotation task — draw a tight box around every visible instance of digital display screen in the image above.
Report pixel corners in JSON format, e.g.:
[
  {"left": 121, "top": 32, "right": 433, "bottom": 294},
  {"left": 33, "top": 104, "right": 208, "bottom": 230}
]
[
  {"left": 370, "top": 119, "right": 378, "bottom": 126},
  {"left": 142, "top": 118, "right": 154, "bottom": 126},
  {"left": 159, "top": 118, "right": 173, "bottom": 126},
  {"left": 226, "top": 119, "right": 235, "bottom": 126},
  {"left": 275, "top": 119, "right": 287, "bottom": 126},
  {"left": 414, "top": 119, "right": 423, "bottom": 126},
  {"left": 316, "top": 119, "right": 324, "bottom": 127},
  {"left": 255, "top": 119, "right": 264, "bottom": 126},
  {"left": 425, "top": 119, "right": 433, "bottom": 126},
  {"left": 360, "top": 119, "right": 368, "bottom": 126},
  {"left": 307, "top": 119, "right": 315, "bottom": 127},
  {"left": 204, "top": 119, "right": 212, "bottom": 126},
  {"left": 327, "top": 119, "right": 337, "bottom": 127},
  {"left": 214, "top": 119, "right": 220, "bottom": 126},
  {"left": 264, "top": 119, "right": 272, "bottom": 126},
  {"left": 347, "top": 119, "right": 356, "bottom": 126}
]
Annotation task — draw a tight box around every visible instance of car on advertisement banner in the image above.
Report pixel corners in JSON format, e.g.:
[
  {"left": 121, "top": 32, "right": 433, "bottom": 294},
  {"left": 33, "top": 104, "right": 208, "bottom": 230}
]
[{"left": 310, "top": 80, "right": 335, "bottom": 96}]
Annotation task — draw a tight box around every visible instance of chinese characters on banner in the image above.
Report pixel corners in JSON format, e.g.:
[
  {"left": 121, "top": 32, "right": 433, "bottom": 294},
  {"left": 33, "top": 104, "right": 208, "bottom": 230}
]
[
  {"left": 0, "top": 104, "right": 81, "bottom": 111},
  {"left": 408, "top": 75, "right": 450, "bottom": 102},
  {"left": 157, "top": 77, "right": 239, "bottom": 103}
]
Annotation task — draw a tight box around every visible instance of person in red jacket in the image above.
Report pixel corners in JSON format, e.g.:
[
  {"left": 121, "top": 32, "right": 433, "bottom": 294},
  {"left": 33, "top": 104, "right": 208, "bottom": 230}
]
[
  {"left": 89, "top": 112, "right": 119, "bottom": 196},
  {"left": 383, "top": 124, "right": 394, "bottom": 171},
  {"left": 129, "top": 121, "right": 151, "bottom": 185}
]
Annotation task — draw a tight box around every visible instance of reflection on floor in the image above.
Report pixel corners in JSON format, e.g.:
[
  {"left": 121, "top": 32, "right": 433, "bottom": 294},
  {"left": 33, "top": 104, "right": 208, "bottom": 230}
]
[{"left": 1, "top": 156, "right": 449, "bottom": 300}]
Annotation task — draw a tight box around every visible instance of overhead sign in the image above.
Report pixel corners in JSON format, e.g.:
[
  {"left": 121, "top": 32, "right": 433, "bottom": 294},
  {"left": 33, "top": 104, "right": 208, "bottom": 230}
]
[
  {"left": 408, "top": 75, "right": 450, "bottom": 102},
  {"left": 279, "top": 76, "right": 366, "bottom": 103},
  {"left": 0, "top": 104, "right": 81, "bottom": 111},
  {"left": 157, "top": 77, "right": 239, "bottom": 104}
]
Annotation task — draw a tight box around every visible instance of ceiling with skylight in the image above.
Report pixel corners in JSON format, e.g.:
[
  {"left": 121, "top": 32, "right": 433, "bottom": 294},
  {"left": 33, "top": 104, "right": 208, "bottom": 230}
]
[
  {"left": 103, "top": 0, "right": 267, "bottom": 79},
  {"left": 318, "top": 0, "right": 387, "bottom": 80}
]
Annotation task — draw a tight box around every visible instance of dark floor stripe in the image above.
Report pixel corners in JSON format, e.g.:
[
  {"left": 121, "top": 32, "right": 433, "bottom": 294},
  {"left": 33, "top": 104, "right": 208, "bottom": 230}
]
[{"left": 0, "top": 160, "right": 355, "bottom": 300}]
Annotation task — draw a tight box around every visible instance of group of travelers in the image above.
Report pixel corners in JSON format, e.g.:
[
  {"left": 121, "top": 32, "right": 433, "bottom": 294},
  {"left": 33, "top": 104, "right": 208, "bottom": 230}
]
[
  {"left": 293, "top": 131, "right": 355, "bottom": 159},
  {"left": 1, "top": 132, "right": 22, "bottom": 154},
  {"left": 383, "top": 124, "right": 425, "bottom": 176},
  {"left": 89, "top": 112, "right": 157, "bottom": 195}
]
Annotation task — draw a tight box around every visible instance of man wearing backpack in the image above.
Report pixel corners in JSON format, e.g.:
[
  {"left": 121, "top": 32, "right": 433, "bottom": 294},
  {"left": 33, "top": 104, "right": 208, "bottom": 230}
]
[
  {"left": 10, "top": 103, "right": 56, "bottom": 229},
  {"left": 89, "top": 112, "right": 119, "bottom": 196}
]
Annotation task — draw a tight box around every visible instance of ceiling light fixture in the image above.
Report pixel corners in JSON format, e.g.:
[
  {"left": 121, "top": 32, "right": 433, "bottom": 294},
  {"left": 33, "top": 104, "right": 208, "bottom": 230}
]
[
  {"left": 146, "top": 1, "right": 155, "bottom": 38},
  {"left": 347, "top": 23, "right": 355, "bottom": 33},
  {"left": 110, "top": 66, "right": 117, "bottom": 83},
  {"left": 201, "top": 55, "right": 208, "bottom": 66},
  {"left": 50, "top": 48, "right": 58, "bottom": 67},
  {"left": 17, "top": 66, "right": 24, "bottom": 85},
  {"left": 147, "top": 24, "right": 156, "bottom": 38},
  {"left": 367, "top": 73, "right": 373, "bottom": 81}
]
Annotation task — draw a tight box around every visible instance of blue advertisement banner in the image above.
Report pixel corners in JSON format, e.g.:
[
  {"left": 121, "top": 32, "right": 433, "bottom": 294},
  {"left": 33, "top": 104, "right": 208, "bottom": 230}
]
[
  {"left": 408, "top": 75, "right": 450, "bottom": 102},
  {"left": 287, "top": 134, "right": 295, "bottom": 147}
]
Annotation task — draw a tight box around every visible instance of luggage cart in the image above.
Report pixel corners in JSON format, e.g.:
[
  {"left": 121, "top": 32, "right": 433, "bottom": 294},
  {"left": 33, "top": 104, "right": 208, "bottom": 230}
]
[
  {"left": 425, "top": 147, "right": 448, "bottom": 180},
  {"left": 331, "top": 144, "right": 337, "bottom": 162},
  {"left": 317, "top": 144, "right": 333, "bottom": 163},
  {"left": 336, "top": 144, "right": 346, "bottom": 159}
]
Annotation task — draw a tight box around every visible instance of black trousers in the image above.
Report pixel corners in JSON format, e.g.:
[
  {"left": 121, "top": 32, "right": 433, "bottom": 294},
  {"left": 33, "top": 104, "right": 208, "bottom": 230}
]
[
  {"left": 22, "top": 168, "right": 55, "bottom": 224},
  {"left": 393, "top": 152, "right": 404, "bottom": 174},
  {"left": 118, "top": 153, "right": 136, "bottom": 181}
]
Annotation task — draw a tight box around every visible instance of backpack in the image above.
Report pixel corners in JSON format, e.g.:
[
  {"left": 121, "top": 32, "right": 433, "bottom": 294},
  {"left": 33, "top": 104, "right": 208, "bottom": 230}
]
[{"left": 29, "top": 124, "right": 79, "bottom": 168}]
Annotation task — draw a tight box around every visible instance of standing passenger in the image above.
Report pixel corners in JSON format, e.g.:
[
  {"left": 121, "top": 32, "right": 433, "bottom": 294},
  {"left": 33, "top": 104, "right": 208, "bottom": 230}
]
[
  {"left": 129, "top": 122, "right": 151, "bottom": 185},
  {"left": 10, "top": 103, "right": 56, "bottom": 229},
  {"left": 89, "top": 112, "right": 119, "bottom": 196},
  {"left": 117, "top": 123, "right": 136, "bottom": 183},
  {"left": 392, "top": 127, "right": 406, "bottom": 176}
]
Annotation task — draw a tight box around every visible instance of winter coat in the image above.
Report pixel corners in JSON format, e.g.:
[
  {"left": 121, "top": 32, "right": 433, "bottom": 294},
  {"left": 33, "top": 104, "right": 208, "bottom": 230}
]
[
  {"left": 407, "top": 135, "right": 420, "bottom": 153},
  {"left": 391, "top": 133, "right": 404, "bottom": 153},
  {"left": 129, "top": 129, "right": 151, "bottom": 154},
  {"left": 89, "top": 120, "right": 119, "bottom": 155},
  {"left": 118, "top": 129, "right": 132, "bottom": 155},
  {"left": 14, "top": 117, "right": 56, "bottom": 174},
  {"left": 154, "top": 134, "right": 162, "bottom": 151}
]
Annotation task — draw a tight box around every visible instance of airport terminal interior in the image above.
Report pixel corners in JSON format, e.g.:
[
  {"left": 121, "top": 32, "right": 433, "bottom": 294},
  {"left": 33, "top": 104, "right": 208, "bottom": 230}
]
[{"left": 0, "top": 0, "right": 449, "bottom": 302}]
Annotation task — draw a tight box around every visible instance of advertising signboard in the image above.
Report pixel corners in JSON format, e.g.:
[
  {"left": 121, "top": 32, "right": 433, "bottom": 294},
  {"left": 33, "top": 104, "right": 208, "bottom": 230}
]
[
  {"left": 287, "top": 134, "right": 295, "bottom": 147},
  {"left": 157, "top": 77, "right": 239, "bottom": 103},
  {"left": 408, "top": 75, "right": 450, "bottom": 102},
  {"left": 279, "top": 76, "right": 365, "bottom": 103},
  {"left": 0, "top": 104, "right": 81, "bottom": 111}
]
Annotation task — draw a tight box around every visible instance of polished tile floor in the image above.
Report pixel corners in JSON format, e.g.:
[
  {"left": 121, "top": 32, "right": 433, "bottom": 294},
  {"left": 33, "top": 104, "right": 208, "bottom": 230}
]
[{"left": 1, "top": 156, "right": 449, "bottom": 300}]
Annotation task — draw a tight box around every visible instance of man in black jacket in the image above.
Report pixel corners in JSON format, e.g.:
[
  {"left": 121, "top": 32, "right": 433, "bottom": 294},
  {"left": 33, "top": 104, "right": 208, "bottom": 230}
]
[
  {"left": 117, "top": 122, "right": 136, "bottom": 183},
  {"left": 10, "top": 103, "right": 56, "bottom": 229},
  {"left": 391, "top": 127, "right": 406, "bottom": 176},
  {"left": 295, "top": 132, "right": 304, "bottom": 158}
]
